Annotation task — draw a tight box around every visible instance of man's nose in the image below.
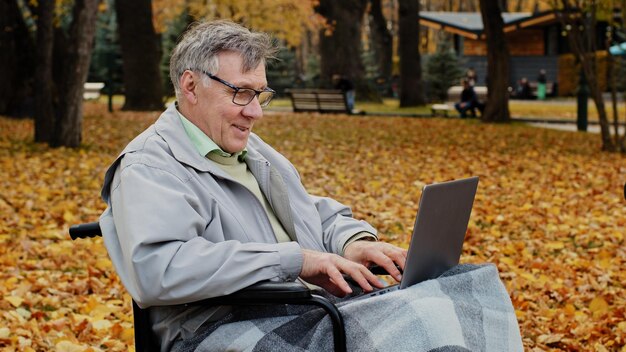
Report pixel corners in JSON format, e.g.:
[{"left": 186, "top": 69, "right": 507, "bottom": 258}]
[{"left": 241, "top": 96, "right": 263, "bottom": 120}]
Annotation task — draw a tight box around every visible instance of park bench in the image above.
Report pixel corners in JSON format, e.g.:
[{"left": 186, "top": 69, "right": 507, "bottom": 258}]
[
  {"left": 285, "top": 88, "right": 355, "bottom": 114},
  {"left": 83, "top": 82, "right": 105, "bottom": 100},
  {"left": 431, "top": 103, "right": 453, "bottom": 117}
]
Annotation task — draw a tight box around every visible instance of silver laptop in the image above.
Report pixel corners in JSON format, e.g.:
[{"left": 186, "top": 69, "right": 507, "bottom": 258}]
[{"left": 355, "top": 176, "right": 479, "bottom": 299}]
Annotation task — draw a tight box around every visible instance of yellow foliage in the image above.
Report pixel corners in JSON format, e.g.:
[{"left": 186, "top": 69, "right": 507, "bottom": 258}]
[{"left": 152, "top": 0, "right": 323, "bottom": 47}]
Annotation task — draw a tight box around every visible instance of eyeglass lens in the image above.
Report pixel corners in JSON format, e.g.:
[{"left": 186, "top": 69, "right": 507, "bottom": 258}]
[{"left": 234, "top": 89, "right": 274, "bottom": 107}]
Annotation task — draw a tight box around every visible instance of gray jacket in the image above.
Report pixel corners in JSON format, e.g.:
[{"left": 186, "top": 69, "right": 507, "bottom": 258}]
[{"left": 99, "top": 104, "right": 377, "bottom": 350}]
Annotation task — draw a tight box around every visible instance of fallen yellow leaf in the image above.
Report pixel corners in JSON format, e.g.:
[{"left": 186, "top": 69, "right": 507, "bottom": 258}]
[
  {"left": 589, "top": 296, "right": 610, "bottom": 318},
  {"left": 4, "top": 296, "right": 24, "bottom": 307},
  {"left": 545, "top": 241, "right": 565, "bottom": 250},
  {"left": 55, "top": 340, "right": 87, "bottom": 352}
]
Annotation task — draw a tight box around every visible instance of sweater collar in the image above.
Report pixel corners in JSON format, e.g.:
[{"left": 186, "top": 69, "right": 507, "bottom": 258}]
[
  {"left": 155, "top": 103, "right": 264, "bottom": 175},
  {"left": 175, "top": 104, "right": 247, "bottom": 161}
]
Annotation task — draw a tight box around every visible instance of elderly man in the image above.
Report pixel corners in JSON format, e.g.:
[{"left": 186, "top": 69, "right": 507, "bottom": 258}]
[
  {"left": 100, "top": 20, "right": 522, "bottom": 352},
  {"left": 100, "top": 20, "right": 407, "bottom": 349}
]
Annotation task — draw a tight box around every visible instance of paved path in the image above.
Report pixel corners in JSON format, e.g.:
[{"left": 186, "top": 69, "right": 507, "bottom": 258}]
[{"left": 524, "top": 121, "right": 625, "bottom": 134}]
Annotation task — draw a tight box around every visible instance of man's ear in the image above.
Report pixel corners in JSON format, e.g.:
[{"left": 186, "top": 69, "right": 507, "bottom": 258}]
[{"left": 180, "top": 70, "right": 198, "bottom": 104}]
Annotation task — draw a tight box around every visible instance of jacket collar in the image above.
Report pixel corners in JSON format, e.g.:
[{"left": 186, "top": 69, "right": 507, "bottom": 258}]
[
  {"left": 103, "top": 104, "right": 297, "bottom": 240},
  {"left": 155, "top": 104, "right": 273, "bottom": 182},
  {"left": 156, "top": 106, "right": 296, "bottom": 239},
  {"left": 155, "top": 103, "right": 230, "bottom": 175}
]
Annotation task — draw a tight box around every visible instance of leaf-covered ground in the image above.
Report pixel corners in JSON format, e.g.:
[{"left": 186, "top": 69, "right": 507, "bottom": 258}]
[{"left": 1, "top": 103, "right": 625, "bottom": 351}]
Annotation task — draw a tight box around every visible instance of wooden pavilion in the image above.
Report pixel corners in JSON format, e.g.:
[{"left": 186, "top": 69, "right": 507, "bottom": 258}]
[{"left": 419, "top": 10, "right": 609, "bottom": 96}]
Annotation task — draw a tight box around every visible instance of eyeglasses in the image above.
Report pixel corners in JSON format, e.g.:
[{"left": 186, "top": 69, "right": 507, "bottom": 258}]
[{"left": 195, "top": 69, "right": 275, "bottom": 107}]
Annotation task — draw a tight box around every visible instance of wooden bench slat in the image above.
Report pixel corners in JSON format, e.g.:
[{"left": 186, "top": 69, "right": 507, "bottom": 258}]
[
  {"left": 286, "top": 88, "right": 352, "bottom": 114},
  {"left": 294, "top": 104, "right": 320, "bottom": 109}
]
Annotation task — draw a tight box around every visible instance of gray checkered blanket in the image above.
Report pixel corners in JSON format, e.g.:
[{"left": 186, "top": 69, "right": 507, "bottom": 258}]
[{"left": 171, "top": 264, "right": 523, "bottom": 352}]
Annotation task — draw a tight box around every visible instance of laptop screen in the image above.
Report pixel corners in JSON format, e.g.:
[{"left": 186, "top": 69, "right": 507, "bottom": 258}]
[{"left": 399, "top": 176, "right": 479, "bottom": 289}]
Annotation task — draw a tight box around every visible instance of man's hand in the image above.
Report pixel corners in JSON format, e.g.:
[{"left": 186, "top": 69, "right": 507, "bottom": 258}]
[
  {"left": 343, "top": 241, "right": 407, "bottom": 283},
  {"left": 300, "top": 249, "right": 385, "bottom": 297}
]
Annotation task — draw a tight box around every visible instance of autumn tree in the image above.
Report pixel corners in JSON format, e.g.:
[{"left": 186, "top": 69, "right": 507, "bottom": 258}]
[
  {"left": 479, "top": 0, "right": 511, "bottom": 122},
  {"left": 398, "top": 0, "right": 425, "bottom": 107},
  {"left": 152, "top": 0, "right": 321, "bottom": 91},
  {"left": 606, "top": 2, "right": 625, "bottom": 151},
  {"left": 316, "top": 0, "right": 369, "bottom": 90},
  {"left": 116, "top": 0, "right": 164, "bottom": 111},
  {"left": 153, "top": 0, "right": 320, "bottom": 49},
  {"left": 558, "top": 1, "right": 622, "bottom": 152},
  {"left": 33, "top": 0, "right": 99, "bottom": 147},
  {"left": 369, "top": 0, "right": 393, "bottom": 80},
  {"left": 0, "top": 0, "right": 35, "bottom": 117},
  {"left": 34, "top": 0, "right": 55, "bottom": 142}
]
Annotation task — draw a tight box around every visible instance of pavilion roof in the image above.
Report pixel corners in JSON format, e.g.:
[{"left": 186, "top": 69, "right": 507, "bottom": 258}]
[{"left": 419, "top": 10, "right": 563, "bottom": 40}]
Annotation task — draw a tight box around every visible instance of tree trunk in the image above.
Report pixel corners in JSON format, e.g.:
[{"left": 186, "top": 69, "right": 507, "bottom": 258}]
[
  {"left": 499, "top": 0, "right": 508, "bottom": 12},
  {"left": 479, "top": 0, "right": 511, "bottom": 122},
  {"left": 317, "top": 0, "right": 368, "bottom": 88},
  {"left": 608, "top": 55, "right": 620, "bottom": 147},
  {"left": 370, "top": 0, "right": 392, "bottom": 79},
  {"left": 398, "top": 0, "right": 425, "bottom": 107},
  {"left": 606, "top": 11, "right": 623, "bottom": 151},
  {"left": 53, "top": 0, "right": 99, "bottom": 147},
  {"left": 559, "top": 0, "right": 615, "bottom": 151},
  {"left": 587, "top": 72, "right": 613, "bottom": 150},
  {"left": 34, "top": 0, "right": 56, "bottom": 144},
  {"left": 0, "top": 0, "right": 35, "bottom": 117},
  {"left": 116, "top": 0, "right": 164, "bottom": 111},
  {"left": 621, "top": 0, "right": 626, "bottom": 151}
]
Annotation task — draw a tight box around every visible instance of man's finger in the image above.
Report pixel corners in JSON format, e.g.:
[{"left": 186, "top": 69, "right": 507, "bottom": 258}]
[
  {"left": 386, "top": 247, "right": 408, "bottom": 271},
  {"left": 372, "top": 254, "right": 403, "bottom": 282},
  {"left": 327, "top": 266, "right": 353, "bottom": 295}
]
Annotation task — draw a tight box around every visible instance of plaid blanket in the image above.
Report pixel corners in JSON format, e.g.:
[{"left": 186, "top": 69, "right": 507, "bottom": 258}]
[{"left": 171, "top": 264, "right": 523, "bottom": 352}]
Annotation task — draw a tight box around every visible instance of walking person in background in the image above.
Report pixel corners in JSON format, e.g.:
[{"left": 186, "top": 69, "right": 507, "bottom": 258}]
[{"left": 537, "top": 69, "right": 547, "bottom": 100}]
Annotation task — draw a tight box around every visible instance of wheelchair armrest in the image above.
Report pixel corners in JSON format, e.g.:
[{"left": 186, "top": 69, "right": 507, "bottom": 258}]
[
  {"left": 185, "top": 281, "right": 312, "bottom": 307},
  {"left": 229, "top": 280, "right": 312, "bottom": 299},
  {"left": 69, "top": 222, "right": 102, "bottom": 240}
]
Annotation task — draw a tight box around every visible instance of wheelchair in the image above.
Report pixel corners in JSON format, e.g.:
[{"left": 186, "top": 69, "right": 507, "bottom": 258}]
[{"left": 70, "top": 222, "right": 366, "bottom": 352}]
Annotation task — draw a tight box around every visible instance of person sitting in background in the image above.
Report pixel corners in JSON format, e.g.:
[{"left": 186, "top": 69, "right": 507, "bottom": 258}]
[
  {"left": 454, "top": 79, "right": 484, "bottom": 118},
  {"left": 332, "top": 74, "right": 355, "bottom": 111},
  {"left": 515, "top": 77, "right": 533, "bottom": 100}
]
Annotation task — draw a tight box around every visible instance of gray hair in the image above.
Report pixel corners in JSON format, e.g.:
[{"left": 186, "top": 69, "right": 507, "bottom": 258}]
[{"left": 169, "top": 20, "right": 277, "bottom": 99}]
